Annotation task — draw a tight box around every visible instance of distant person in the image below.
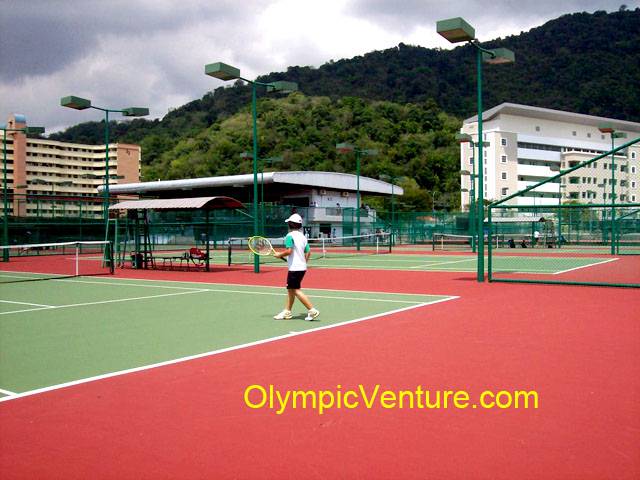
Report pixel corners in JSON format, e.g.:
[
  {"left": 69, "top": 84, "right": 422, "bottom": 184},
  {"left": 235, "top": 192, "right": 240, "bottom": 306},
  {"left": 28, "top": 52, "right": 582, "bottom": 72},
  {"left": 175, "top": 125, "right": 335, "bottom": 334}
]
[
  {"left": 508, "top": 238, "right": 516, "bottom": 248},
  {"left": 520, "top": 239, "right": 528, "bottom": 248},
  {"left": 533, "top": 230, "right": 540, "bottom": 247}
]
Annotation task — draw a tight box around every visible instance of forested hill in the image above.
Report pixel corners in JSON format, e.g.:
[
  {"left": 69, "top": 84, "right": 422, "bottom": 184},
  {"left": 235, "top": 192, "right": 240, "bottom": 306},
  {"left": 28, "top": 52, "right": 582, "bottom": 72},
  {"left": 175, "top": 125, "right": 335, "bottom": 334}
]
[
  {"left": 51, "top": 8, "right": 640, "bottom": 147},
  {"left": 47, "top": 8, "right": 640, "bottom": 210}
]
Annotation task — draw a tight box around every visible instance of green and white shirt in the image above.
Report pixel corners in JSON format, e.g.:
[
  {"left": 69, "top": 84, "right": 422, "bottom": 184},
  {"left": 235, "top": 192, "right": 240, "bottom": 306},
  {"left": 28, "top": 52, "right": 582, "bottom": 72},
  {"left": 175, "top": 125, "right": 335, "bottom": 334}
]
[{"left": 284, "top": 230, "right": 310, "bottom": 271}]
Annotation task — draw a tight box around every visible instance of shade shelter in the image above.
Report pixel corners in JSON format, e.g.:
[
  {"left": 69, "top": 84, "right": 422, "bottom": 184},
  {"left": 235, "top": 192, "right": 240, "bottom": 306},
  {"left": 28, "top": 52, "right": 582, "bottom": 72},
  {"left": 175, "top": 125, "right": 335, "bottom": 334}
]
[{"left": 108, "top": 196, "right": 244, "bottom": 271}]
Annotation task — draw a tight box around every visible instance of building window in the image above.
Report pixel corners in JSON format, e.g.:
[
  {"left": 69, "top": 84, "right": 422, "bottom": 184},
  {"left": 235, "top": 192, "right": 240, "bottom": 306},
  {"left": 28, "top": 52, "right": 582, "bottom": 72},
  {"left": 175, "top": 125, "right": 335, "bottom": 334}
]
[
  {"left": 501, "top": 187, "right": 508, "bottom": 196},
  {"left": 572, "top": 131, "right": 577, "bottom": 136},
  {"left": 501, "top": 172, "right": 507, "bottom": 180},
  {"left": 587, "top": 133, "right": 591, "bottom": 138},
  {"left": 632, "top": 181, "right": 637, "bottom": 188},
  {"left": 501, "top": 138, "right": 507, "bottom": 146},
  {"left": 601, "top": 134, "right": 605, "bottom": 140},
  {"left": 632, "top": 152, "right": 636, "bottom": 159},
  {"left": 632, "top": 166, "right": 637, "bottom": 174},
  {"left": 633, "top": 195, "right": 637, "bottom": 202},
  {"left": 469, "top": 157, "right": 474, "bottom": 165},
  {"left": 535, "top": 126, "right": 540, "bottom": 132},
  {"left": 501, "top": 155, "right": 507, "bottom": 163}
]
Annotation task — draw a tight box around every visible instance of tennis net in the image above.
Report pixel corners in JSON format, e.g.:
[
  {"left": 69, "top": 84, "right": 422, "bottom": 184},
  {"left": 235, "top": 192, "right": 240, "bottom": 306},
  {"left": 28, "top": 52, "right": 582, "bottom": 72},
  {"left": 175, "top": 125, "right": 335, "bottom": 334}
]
[
  {"left": 227, "top": 232, "right": 392, "bottom": 266},
  {"left": 0, "top": 241, "right": 113, "bottom": 283},
  {"left": 432, "top": 233, "right": 475, "bottom": 251},
  {"left": 432, "top": 233, "right": 505, "bottom": 251}
]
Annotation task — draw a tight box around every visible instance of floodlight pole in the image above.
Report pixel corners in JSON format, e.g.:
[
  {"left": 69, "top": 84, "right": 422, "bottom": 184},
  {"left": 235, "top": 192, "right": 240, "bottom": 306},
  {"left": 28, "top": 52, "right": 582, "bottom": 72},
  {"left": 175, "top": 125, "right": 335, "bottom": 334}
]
[
  {"left": 2, "top": 125, "right": 45, "bottom": 261},
  {"left": 558, "top": 184, "right": 566, "bottom": 247},
  {"left": 437, "top": 17, "right": 514, "bottom": 281},
  {"left": 598, "top": 124, "right": 627, "bottom": 254},
  {"left": 60, "top": 97, "right": 148, "bottom": 247},
  {"left": 336, "top": 144, "right": 377, "bottom": 251},
  {"left": 205, "top": 63, "right": 298, "bottom": 273}
]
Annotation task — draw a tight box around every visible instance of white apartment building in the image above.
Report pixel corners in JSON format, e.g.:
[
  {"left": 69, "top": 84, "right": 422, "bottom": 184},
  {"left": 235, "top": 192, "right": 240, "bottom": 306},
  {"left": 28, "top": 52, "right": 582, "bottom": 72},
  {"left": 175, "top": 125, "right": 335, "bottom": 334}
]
[
  {"left": 2, "top": 114, "right": 141, "bottom": 217},
  {"left": 459, "top": 103, "right": 640, "bottom": 208}
]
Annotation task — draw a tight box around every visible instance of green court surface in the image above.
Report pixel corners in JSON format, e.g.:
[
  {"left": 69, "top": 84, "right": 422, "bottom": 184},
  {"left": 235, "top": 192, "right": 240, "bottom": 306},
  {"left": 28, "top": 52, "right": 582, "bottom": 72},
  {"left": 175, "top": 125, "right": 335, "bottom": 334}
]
[
  {"left": 234, "top": 252, "right": 618, "bottom": 273},
  {"left": 0, "top": 276, "right": 453, "bottom": 396}
]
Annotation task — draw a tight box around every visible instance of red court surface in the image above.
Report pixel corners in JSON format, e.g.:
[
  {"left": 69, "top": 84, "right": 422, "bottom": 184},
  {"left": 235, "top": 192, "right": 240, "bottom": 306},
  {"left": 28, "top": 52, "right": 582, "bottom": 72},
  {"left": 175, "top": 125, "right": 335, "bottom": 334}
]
[{"left": 1, "top": 267, "right": 639, "bottom": 479}]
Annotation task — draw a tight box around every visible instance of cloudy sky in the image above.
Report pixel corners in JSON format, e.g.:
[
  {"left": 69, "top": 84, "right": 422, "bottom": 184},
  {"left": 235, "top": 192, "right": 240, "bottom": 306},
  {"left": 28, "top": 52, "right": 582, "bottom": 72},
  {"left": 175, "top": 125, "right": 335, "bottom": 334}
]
[{"left": 1, "top": 0, "right": 637, "bottom": 133}]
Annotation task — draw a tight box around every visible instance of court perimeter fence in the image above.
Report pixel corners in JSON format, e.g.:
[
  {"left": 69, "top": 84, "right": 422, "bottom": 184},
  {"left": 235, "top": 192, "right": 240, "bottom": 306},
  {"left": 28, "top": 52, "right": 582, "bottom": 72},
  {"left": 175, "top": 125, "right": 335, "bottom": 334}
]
[
  {"left": 488, "top": 135, "right": 640, "bottom": 288},
  {"left": 3, "top": 193, "right": 476, "bottom": 254}
]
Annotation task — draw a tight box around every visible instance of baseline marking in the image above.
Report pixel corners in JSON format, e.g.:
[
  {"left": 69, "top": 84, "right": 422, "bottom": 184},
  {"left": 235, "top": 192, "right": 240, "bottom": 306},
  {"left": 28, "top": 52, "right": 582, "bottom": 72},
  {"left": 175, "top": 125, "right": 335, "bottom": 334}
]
[
  {"left": 0, "top": 289, "right": 209, "bottom": 316},
  {"left": 0, "top": 300, "right": 55, "bottom": 308},
  {"left": 0, "top": 296, "right": 458, "bottom": 403},
  {"left": 552, "top": 257, "right": 619, "bottom": 275}
]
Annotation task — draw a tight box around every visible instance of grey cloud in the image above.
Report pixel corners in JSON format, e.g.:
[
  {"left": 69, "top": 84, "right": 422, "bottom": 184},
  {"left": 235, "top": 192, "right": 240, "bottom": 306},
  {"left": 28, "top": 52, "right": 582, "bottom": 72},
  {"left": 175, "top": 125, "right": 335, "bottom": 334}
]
[
  {"left": 346, "top": 0, "right": 638, "bottom": 36},
  {"left": 0, "top": 0, "right": 265, "bottom": 81}
]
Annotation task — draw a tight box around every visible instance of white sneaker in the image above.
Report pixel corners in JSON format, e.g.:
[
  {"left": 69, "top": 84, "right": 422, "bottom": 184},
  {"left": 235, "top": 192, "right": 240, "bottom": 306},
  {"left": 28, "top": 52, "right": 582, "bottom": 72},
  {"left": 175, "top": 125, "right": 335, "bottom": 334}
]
[
  {"left": 305, "top": 308, "right": 320, "bottom": 321},
  {"left": 274, "top": 309, "right": 292, "bottom": 320}
]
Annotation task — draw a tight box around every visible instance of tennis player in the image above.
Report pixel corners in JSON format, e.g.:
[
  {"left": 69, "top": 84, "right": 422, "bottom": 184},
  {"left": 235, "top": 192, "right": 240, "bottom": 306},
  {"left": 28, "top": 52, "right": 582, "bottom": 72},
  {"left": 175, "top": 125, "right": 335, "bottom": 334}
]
[{"left": 273, "top": 213, "right": 320, "bottom": 321}]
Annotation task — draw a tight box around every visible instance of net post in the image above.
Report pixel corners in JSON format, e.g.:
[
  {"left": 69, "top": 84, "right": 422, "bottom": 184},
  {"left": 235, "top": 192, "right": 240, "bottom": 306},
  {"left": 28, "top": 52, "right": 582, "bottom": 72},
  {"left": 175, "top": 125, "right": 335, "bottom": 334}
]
[
  {"left": 487, "top": 207, "right": 493, "bottom": 281},
  {"left": 75, "top": 242, "right": 80, "bottom": 276}
]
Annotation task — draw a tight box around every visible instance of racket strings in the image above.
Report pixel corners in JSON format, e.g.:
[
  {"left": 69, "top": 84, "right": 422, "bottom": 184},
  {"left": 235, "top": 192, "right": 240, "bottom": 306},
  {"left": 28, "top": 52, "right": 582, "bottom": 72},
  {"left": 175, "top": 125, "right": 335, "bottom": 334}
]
[{"left": 249, "top": 237, "right": 273, "bottom": 255}]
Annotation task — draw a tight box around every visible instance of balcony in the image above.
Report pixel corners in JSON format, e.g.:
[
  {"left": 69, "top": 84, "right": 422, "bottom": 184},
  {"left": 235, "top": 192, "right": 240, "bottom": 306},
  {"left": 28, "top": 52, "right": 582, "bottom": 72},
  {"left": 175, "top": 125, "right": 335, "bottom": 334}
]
[
  {"left": 306, "top": 207, "right": 375, "bottom": 223},
  {"left": 516, "top": 164, "right": 560, "bottom": 177},
  {"left": 517, "top": 181, "right": 561, "bottom": 194},
  {"left": 517, "top": 148, "right": 562, "bottom": 162}
]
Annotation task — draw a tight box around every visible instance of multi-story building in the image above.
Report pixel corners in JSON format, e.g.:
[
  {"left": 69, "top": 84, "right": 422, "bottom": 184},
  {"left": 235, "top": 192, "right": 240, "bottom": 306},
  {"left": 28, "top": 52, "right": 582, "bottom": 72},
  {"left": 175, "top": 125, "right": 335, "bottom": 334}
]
[
  {"left": 459, "top": 103, "right": 640, "bottom": 208},
  {"left": 2, "top": 114, "right": 141, "bottom": 217}
]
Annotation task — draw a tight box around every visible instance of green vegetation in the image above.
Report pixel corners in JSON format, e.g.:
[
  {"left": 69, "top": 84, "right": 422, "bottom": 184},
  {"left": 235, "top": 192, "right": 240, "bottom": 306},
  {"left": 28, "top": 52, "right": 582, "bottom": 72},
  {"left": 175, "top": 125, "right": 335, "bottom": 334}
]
[{"left": 47, "top": 9, "right": 640, "bottom": 211}]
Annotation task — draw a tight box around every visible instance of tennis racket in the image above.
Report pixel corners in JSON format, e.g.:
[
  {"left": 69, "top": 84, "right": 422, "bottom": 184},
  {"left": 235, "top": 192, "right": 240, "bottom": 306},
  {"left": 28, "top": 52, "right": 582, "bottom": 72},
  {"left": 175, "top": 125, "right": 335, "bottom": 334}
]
[{"left": 247, "top": 236, "right": 277, "bottom": 256}]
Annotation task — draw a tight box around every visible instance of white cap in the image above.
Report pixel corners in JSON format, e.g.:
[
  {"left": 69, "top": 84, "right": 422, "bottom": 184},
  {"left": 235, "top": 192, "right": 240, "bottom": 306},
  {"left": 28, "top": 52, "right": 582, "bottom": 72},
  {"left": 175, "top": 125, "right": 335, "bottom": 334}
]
[{"left": 285, "top": 213, "right": 303, "bottom": 224}]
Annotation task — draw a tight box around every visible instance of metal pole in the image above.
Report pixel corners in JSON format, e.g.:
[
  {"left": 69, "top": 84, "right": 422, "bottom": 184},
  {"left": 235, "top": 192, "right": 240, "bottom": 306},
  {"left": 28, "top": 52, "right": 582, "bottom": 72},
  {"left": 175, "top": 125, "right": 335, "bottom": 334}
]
[
  {"left": 104, "top": 110, "right": 110, "bottom": 234},
  {"left": 391, "top": 181, "right": 395, "bottom": 245},
  {"left": 260, "top": 164, "right": 265, "bottom": 235},
  {"left": 251, "top": 83, "right": 260, "bottom": 272},
  {"left": 470, "top": 142, "right": 476, "bottom": 253},
  {"left": 2, "top": 129, "right": 8, "bottom": 261},
  {"left": 557, "top": 187, "right": 562, "bottom": 248},
  {"left": 476, "top": 46, "right": 485, "bottom": 281},
  {"left": 356, "top": 149, "right": 361, "bottom": 251},
  {"left": 610, "top": 134, "right": 616, "bottom": 255}
]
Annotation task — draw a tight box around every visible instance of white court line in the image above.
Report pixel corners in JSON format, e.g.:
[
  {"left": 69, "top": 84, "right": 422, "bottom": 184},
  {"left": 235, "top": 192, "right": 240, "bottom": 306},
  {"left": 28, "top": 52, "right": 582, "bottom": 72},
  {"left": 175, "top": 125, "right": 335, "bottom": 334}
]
[
  {"left": 66, "top": 276, "right": 455, "bottom": 298},
  {"left": 0, "top": 295, "right": 459, "bottom": 403},
  {"left": 552, "top": 257, "right": 619, "bottom": 275},
  {"left": 0, "top": 289, "right": 209, "bottom": 316},
  {"left": 0, "top": 300, "right": 55, "bottom": 308},
  {"left": 46, "top": 278, "right": 435, "bottom": 303},
  {"left": 409, "top": 258, "right": 473, "bottom": 269},
  {"left": 0, "top": 387, "right": 17, "bottom": 396}
]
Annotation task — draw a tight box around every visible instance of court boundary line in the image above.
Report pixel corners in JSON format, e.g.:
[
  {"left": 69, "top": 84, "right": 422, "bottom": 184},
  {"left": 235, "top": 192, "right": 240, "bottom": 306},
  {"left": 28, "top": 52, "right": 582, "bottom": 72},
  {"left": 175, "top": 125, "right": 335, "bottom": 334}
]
[
  {"left": 0, "top": 289, "right": 210, "bottom": 315},
  {"left": 1, "top": 281, "right": 436, "bottom": 316},
  {"left": 0, "top": 295, "right": 458, "bottom": 403},
  {"left": 0, "top": 387, "right": 17, "bottom": 396},
  {"left": 552, "top": 257, "right": 619, "bottom": 275},
  {"left": 21, "top": 275, "right": 453, "bottom": 298}
]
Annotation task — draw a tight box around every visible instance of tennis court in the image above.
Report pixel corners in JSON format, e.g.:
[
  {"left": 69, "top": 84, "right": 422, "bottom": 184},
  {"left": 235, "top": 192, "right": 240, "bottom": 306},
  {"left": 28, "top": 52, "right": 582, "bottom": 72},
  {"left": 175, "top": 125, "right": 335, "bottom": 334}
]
[
  {"left": 0, "top": 275, "right": 454, "bottom": 398},
  {"left": 230, "top": 250, "right": 620, "bottom": 274}
]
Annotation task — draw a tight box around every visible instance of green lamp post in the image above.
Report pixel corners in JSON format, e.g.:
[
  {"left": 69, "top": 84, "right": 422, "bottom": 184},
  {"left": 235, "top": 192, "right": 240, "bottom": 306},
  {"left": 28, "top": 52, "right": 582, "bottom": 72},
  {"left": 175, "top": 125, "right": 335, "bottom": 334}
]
[
  {"left": 457, "top": 132, "right": 478, "bottom": 253},
  {"left": 241, "top": 152, "right": 283, "bottom": 235},
  {"left": 60, "top": 96, "right": 148, "bottom": 238},
  {"left": 378, "top": 174, "right": 403, "bottom": 245},
  {"left": 558, "top": 184, "right": 566, "bottom": 247},
  {"left": 437, "top": 17, "right": 515, "bottom": 282},
  {"left": 336, "top": 143, "right": 378, "bottom": 250},
  {"left": 2, "top": 124, "right": 45, "bottom": 261},
  {"left": 206, "top": 62, "right": 298, "bottom": 273},
  {"left": 598, "top": 123, "right": 628, "bottom": 254}
]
